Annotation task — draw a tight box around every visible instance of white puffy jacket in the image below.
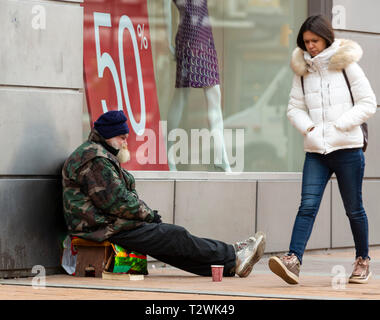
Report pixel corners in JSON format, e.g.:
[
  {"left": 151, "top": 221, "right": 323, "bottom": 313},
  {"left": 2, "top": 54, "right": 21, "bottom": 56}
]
[{"left": 287, "top": 39, "right": 377, "bottom": 154}]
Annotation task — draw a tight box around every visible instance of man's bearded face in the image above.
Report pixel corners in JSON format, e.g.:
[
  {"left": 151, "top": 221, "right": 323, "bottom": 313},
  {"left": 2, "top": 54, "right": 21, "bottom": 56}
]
[
  {"left": 106, "top": 135, "right": 131, "bottom": 164},
  {"left": 116, "top": 143, "right": 131, "bottom": 164}
]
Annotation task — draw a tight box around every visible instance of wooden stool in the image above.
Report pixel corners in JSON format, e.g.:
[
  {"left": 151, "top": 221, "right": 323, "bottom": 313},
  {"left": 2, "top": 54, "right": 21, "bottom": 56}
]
[{"left": 71, "top": 238, "right": 112, "bottom": 278}]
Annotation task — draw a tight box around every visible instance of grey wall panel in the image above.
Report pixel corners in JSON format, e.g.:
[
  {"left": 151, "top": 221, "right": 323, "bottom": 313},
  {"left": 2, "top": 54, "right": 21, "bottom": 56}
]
[
  {"left": 0, "top": 179, "right": 66, "bottom": 273},
  {"left": 0, "top": 0, "right": 83, "bottom": 89},
  {"left": 335, "top": 31, "right": 380, "bottom": 102},
  {"left": 0, "top": 88, "right": 83, "bottom": 175},
  {"left": 309, "top": 0, "right": 332, "bottom": 19},
  {"left": 362, "top": 111, "right": 380, "bottom": 177},
  {"left": 257, "top": 181, "right": 331, "bottom": 253},
  {"left": 175, "top": 181, "right": 256, "bottom": 245},
  {"left": 363, "top": 181, "right": 380, "bottom": 246},
  {"left": 334, "top": 31, "right": 380, "bottom": 178},
  {"left": 134, "top": 180, "right": 175, "bottom": 224},
  {"left": 332, "top": 180, "right": 380, "bottom": 248},
  {"left": 333, "top": 0, "right": 380, "bottom": 33}
]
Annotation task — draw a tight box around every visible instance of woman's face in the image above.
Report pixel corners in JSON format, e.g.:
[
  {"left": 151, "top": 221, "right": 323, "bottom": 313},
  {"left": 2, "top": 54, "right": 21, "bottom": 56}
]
[{"left": 303, "top": 30, "right": 327, "bottom": 57}]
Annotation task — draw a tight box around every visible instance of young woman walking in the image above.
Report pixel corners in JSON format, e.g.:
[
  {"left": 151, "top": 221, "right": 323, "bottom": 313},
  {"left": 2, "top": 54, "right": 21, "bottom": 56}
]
[{"left": 269, "top": 15, "right": 377, "bottom": 285}]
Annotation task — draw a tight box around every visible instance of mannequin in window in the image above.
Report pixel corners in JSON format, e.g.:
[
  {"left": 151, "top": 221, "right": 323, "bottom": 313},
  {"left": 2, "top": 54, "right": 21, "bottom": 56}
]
[{"left": 165, "top": 0, "right": 231, "bottom": 172}]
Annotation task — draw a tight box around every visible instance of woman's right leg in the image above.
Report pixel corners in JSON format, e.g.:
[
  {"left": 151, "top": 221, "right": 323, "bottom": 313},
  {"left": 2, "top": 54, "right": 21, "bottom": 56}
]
[
  {"left": 333, "top": 149, "right": 369, "bottom": 260},
  {"left": 288, "top": 152, "right": 332, "bottom": 264}
]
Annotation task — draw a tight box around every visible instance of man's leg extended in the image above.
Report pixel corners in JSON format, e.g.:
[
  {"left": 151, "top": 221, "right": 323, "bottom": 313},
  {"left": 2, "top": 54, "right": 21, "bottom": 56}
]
[{"left": 109, "top": 223, "right": 236, "bottom": 276}]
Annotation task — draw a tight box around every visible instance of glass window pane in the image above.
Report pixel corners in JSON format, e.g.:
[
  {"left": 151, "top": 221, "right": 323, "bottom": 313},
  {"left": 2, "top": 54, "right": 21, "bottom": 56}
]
[{"left": 148, "top": 0, "right": 308, "bottom": 172}]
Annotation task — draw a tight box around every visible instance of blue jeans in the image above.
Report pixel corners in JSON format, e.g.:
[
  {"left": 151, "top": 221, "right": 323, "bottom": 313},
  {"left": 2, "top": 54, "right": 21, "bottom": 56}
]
[{"left": 289, "top": 149, "right": 369, "bottom": 264}]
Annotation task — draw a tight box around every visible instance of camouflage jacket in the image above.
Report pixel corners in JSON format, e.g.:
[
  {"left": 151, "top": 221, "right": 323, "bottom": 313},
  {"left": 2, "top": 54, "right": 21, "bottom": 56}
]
[{"left": 62, "top": 129, "right": 155, "bottom": 242}]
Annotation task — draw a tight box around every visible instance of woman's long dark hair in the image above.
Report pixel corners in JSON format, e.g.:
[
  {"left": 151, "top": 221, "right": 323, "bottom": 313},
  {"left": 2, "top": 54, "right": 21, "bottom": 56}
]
[{"left": 297, "top": 15, "right": 335, "bottom": 51}]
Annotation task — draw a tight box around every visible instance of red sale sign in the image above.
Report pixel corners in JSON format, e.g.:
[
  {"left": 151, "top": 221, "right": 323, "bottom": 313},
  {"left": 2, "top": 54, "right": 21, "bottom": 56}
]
[{"left": 82, "top": 0, "right": 168, "bottom": 171}]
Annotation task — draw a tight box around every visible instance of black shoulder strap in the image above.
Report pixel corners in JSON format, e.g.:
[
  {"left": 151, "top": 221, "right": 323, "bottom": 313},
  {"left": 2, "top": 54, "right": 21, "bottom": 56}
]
[
  {"left": 342, "top": 69, "right": 355, "bottom": 105},
  {"left": 300, "top": 76, "right": 305, "bottom": 95}
]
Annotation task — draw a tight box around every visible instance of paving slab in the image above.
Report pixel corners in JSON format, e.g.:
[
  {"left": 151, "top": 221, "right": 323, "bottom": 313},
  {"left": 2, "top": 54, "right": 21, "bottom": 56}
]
[{"left": 1, "top": 247, "right": 380, "bottom": 300}]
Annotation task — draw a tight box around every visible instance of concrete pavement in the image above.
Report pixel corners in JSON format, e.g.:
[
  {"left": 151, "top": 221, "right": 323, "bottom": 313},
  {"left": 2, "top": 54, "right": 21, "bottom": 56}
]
[{"left": 1, "top": 247, "right": 380, "bottom": 300}]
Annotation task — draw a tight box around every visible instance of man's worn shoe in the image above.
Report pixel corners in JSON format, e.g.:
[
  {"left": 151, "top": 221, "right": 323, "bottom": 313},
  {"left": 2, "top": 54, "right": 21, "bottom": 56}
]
[
  {"left": 268, "top": 253, "right": 300, "bottom": 285},
  {"left": 234, "top": 231, "right": 266, "bottom": 278},
  {"left": 349, "top": 257, "right": 372, "bottom": 284}
]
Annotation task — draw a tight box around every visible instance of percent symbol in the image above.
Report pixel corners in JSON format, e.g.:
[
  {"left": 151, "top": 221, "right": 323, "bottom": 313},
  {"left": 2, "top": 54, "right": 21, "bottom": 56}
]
[{"left": 137, "top": 24, "right": 148, "bottom": 50}]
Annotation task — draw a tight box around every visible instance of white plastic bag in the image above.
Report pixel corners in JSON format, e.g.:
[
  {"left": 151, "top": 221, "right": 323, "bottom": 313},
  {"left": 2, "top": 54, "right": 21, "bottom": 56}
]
[{"left": 61, "top": 235, "right": 77, "bottom": 275}]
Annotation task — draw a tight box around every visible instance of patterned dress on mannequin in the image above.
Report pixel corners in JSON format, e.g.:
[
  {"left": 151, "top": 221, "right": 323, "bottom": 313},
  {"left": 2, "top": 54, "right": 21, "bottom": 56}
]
[{"left": 173, "top": 0, "right": 220, "bottom": 88}]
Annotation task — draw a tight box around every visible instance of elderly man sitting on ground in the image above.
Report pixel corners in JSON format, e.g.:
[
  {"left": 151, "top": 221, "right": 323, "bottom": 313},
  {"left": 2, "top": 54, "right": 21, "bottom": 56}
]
[{"left": 62, "top": 110, "right": 266, "bottom": 278}]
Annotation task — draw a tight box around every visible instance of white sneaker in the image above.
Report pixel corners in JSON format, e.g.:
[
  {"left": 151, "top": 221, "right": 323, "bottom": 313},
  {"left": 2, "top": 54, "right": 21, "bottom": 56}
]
[{"left": 234, "top": 231, "right": 266, "bottom": 278}]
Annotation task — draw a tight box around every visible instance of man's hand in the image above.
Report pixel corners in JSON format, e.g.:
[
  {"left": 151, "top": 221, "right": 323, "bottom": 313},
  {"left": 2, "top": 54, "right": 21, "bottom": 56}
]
[{"left": 152, "top": 210, "right": 162, "bottom": 224}]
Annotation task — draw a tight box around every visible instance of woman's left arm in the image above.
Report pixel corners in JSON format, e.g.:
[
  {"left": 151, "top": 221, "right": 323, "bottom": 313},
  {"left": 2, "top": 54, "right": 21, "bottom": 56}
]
[{"left": 334, "top": 62, "right": 377, "bottom": 131}]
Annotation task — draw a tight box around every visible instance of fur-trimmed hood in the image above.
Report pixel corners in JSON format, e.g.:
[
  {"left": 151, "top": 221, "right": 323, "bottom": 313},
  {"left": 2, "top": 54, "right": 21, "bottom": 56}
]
[{"left": 290, "top": 39, "right": 363, "bottom": 76}]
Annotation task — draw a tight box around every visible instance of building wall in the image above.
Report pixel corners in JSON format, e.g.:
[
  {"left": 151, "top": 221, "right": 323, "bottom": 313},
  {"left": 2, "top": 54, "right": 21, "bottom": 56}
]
[
  {"left": 0, "top": 0, "right": 83, "bottom": 277},
  {"left": 1, "top": 0, "right": 379, "bottom": 277}
]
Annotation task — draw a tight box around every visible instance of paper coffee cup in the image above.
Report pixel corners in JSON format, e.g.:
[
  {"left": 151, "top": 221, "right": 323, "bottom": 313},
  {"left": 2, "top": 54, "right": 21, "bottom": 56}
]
[{"left": 211, "top": 265, "right": 224, "bottom": 282}]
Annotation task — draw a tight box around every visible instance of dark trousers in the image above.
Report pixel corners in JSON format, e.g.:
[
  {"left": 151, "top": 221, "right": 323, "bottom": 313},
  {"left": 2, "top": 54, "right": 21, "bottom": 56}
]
[
  {"left": 289, "top": 149, "right": 369, "bottom": 264},
  {"left": 109, "top": 223, "right": 236, "bottom": 276}
]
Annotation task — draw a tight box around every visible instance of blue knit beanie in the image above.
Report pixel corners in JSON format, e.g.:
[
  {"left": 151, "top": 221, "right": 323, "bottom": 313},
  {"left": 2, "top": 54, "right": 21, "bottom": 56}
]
[{"left": 94, "top": 110, "right": 130, "bottom": 139}]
